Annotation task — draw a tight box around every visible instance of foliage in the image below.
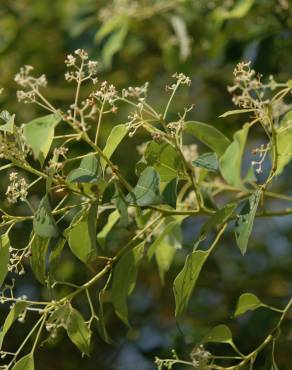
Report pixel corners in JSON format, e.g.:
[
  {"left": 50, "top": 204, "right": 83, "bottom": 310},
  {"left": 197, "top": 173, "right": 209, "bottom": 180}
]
[{"left": 0, "top": 46, "right": 291, "bottom": 370}]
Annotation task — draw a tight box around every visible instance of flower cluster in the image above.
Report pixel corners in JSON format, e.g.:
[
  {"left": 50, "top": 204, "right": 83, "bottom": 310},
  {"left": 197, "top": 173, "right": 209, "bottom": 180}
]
[
  {"left": 64, "top": 49, "right": 98, "bottom": 84},
  {"left": 15, "top": 65, "right": 47, "bottom": 104},
  {"left": 5, "top": 172, "right": 28, "bottom": 204},
  {"left": 190, "top": 345, "right": 211, "bottom": 368},
  {"left": 167, "top": 73, "right": 191, "bottom": 91},
  {"left": 122, "top": 82, "right": 149, "bottom": 100}
]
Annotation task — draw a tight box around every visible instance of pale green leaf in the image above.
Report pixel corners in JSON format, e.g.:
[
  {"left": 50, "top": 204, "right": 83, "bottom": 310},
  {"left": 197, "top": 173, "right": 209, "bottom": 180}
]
[
  {"left": 0, "top": 233, "right": 10, "bottom": 287},
  {"left": 275, "top": 125, "right": 292, "bottom": 176},
  {"left": 170, "top": 16, "right": 191, "bottom": 60},
  {"left": 219, "top": 124, "right": 249, "bottom": 188},
  {"left": 0, "top": 110, "right": 15, "bottom": 133},
  {"left": 68, "top": 202, "right": 98, "bottom": 264},
  {"left": 102, "top": 25, "right": 128, "bottom": 68},
  {"left": 66, "top": 307, "right": 92, "bottom": 356},
  {"left": 155, "top": 240, "right": 177, "bottom": 285},
  {"left": 203, "top": 324, "right": 233, "bottom": 344},
  {"left": 184, "top": 121, "right": 231, "bottom": 157},
  {"left": 23, "top": 113, "right": 61, "bottom": 165},
  {"left": 101, "top": 124, "right": 128, "bottom": 169},
  {"left": 33, "top": 195, "right": 58, "bottom": 238},
  {"left": 12, "top": 354, "right": 34, "bottom": 370},
  {"left": 174, "top": 250, "right": 209, "bottom": 317},
  {"left": 235, "top": 191, "right": 260, "bottom": 255},
  {"left": 67, "top": 155, "right": 100, "bottom": 183},
  {"left": 234, "top": 293, "right": 263, "bottom": 317},
  {"left": 111, "top": 243, "right": 144, "bottom": 325}
]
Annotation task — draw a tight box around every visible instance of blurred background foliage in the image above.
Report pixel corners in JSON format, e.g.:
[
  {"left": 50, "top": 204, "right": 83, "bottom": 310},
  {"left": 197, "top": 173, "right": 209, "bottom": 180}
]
[{"left": 0, "top": 0, "right": 292, "bottom": 369}]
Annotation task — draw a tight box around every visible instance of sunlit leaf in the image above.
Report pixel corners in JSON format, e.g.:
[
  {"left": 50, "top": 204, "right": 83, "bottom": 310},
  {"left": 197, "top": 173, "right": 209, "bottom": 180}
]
[
  {"left": 219, "top": 109, "right": 254, "bottom": 118},
  {"left": 67, "top": 155, "right": 100, "bottom": 183},
  {"left": 184, "top": 121, "right": 231, "bottom": 157},
  {"left": 0, "top": 233, "right": 10, "bottom": 287},
  {"left": 12, "top": 354, "right": 34, "bottom": 370},
  {"left": 101, "top": 124, "right": 128, "bottom": 169},
  {"left": 275, "top": 125, "right": 292, "bottom": 176},
  {"left": 234, "top": 293, "right": 263, "bottom": 317},
  {"left": 67, "top": 202, "right": 98, "bottom": 264},
  {"left": 174, "top": 250, "right": 209, "bottom": 317},
  {"left": 203, "top": 324, "right": 233, "bottom": 343},
  {"left": 23, "top": 113, "right": 61, "bottom": 166},
  {"left": 235, "top": 191, "right": 260, "bottom": 255},
  {"left": 0, "top": 110, "right": 15, "bottom": 133},
  {"left": 219, "top": 123, "right": 249, "bottom": 188}
]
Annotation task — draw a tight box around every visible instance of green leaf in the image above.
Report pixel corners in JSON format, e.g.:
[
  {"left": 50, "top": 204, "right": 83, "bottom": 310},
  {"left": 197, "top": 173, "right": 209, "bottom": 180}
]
[
  {"left": 170, "top": 16, "right": 191, "bottom": 61},
  {"left": 174, "top": 250, "right": 209, "bottom": 317},
  {"left": 213, "top": 0, "right": 254, "bottom": 22},
  {"left": 23, "top": 113, "right": 61, "bottom": 166},
  {"left": 49, "top": 237, "right": 66, "bottom": 278},
  {"left": 111, "top": 243, "right": 144, "bottom": 325},
  {"left": 66, "top": 307, "right": 92, "bottom": 356},
  {"left": 184, "top": 121, "right": 231, "bottom": 157},
  {"left": 203, "top": 324, "right": 233, "bottom": 344},
  {"left": 95, "top": 15, "right": 127, "bottom": 42},
  {"left": 67, "top": 202, "right": 98, "bottom": 264},
  {"left": 0, "top": 233, "right": 10, "bottom": 287},
  {"left": 235, "top": 191, "right": 260, "bottom": 255},
  {"left": 201, "top": 203, "right": 237, "bottom": 237},
  {"left": 102, "top": 25, "right": 128, "bottom": 68},
  {"left": 0, "top": 110, "right": 15, "bottom": 133},
  {"left": 67, "top": 155, "right": 100, "bottom": 183},
  {"left": 12, "top": 354, "right": 34, "bottom": 370},
  {"left": 144, "top": 142, "right": 184, "bottom": 182},
  {"left": 234, "top": 293, "right": 263, "bottom": 317},
  {"left": 97, "top": 210, "right": 120, "bottom": 248},
  {"left": 97, "top": 291, "right": 112, "bottom": 344},
  {"left": 101, "top": 124, "right": 128, "bottom": 169},
  {"left": 33, "top": 195, "right": 58, "bottom": 238},
  {"left": 126, "top": 167, "right": 162, "bottom": 206},
  {"left": 162, "top": 178, "right": 178, "bottom": 208},
  {"left": 0, "top": 301, "right": 28, "bottom": 349},
  {"left": 193, "top": 152, "right": 219, "bottom": 172},
  {"left": 30, "top": 234, "right": 50, "bottom": 284},
  {"left": 275, "top": 126, "right": 292, "bottom": 176},
  {"left": 219, "top": 109, "right": 255, "bottom": 118},
  {"left": 155, "top": 240, "right": 177, "bottom": 285},
  {"left": 219, "top": 124, "right": 249, "bottom": 188}
]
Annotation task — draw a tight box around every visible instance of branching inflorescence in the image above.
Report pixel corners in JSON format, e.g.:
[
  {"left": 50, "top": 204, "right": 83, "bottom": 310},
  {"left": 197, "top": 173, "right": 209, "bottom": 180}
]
[{"left": 0, "top": 50, "right": 291, "bottom": 369}]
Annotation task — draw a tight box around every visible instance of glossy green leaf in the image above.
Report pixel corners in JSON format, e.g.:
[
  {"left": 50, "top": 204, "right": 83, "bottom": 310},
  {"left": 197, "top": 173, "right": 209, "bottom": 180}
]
[
  {"left": 235, "top": 191, "right": 260, "bottom": 255},
  {"left": 126, "top": 167, "right": 162, "bottom": 206},
  {"left": 23, "top": 113, "right": 61, "bottom": 165},
  {"left": 68, "top": 202, "right": 98, "bottom": 264},
  {"left": 66, "top": 307, "right": 92, "bottom": 356},
  {"left": 275, "top": 125, "right": 292, "bottom": 176},
  {"left": 33, "top": 195, "right": 58, "bottom": 238},
  {"left": 0, "top": 301, "right": 28, "bottom": 349},
  {"left": 101, "top": 124, "right": 128, "bottom": 169},
  {"left": 184, "top": 121, "right": 231, "bottom": 156},
  {"left": 234, "top": 293, "right": 263, "bottom": 317},
  {"left": 0, "top": 233, "right": 10, "bottom": 287},
  {"left": 174, "top": 250, "right": 209, "bottom": 317},
  {"left": 12, "top": 354, "right": 34, "bottom": 370},
  {"left": 144, "top": 142, "right": 184, "bottom": 182},
  {"left": 203, "top": 324, "right": 233, "bottom": 343},
  {"left": 111, "top": 243, "right": 144, "bottom": 326},
  {"left": 67, "top": 155, "right": 100, "bottom": 183},
  {"left": 30, "top": 234, "right": 50, "bottom": 284},
  {"left": 193, "top": 152, "right": 219, "bottom": 172},
  {"left": 219, "top": 124, "right": 249, "bottom": 188},
  {"left": 0, "top": 110, "right": 15, "bottom": 133}
]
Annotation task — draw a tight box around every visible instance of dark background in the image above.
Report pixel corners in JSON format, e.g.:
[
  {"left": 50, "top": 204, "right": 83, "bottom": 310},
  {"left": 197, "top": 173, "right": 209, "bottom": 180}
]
[{"left": 0, "top": 1, "right": 291, "bottom": 369}]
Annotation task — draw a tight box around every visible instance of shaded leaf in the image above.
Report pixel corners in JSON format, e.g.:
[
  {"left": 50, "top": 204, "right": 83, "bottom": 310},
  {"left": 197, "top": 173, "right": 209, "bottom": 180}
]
[
  {"left": 235, "top": 191, "right": 260, "bottom": 255},
  {"left": 66, "top": 307, "right": 92, "bottom": 356},
  {"left": 234, "top": 293, "right": 263, "bottom": 317},
  {"left": 162, "top": 178, "right": 177, "bottom": 208},
  {"left": 0, "top": 233, "right": 10, "bottom": 287},
  {"left": 33, "top": 195, "right": 58, "bottom": 238},
  {"left": 155, "top": 240, "right": 177, "bottom": 285},
  {"left": 193, "top": 152, "right": 219, "bottom": 172},
  {"left": 219, "top": 124, "right": 249, "bottom": 188},
  {"left": 23, "top": 113, "right": 61, "bottom": 166},
  {"left": 49, "top": 237, "right": 66, "bottom": 279},
  {"left": 30, "top": 234, "right": 50, "bottom": 284},
  {"left": 184, "top": 121, "right": 231, "bottom": 156},
  {"left": 97, "top": 210, "right": 120, "bottom": 248},
  {"left": 67, "top": 202, "right": 98, "bottom": 263},
  {"left": 201, "top": 203, "right": 237, "bottom": 237},
  {"left": 127, "top": 167, "right": 162, "bottom": 206},
  {"left": 111, "top": 243, "right": 144, "bottom": 325},
  {"left": 0, "top": 301, "right": 28, "bottom": 349},
  {"left": 174, "top": 250, "right": 209, "bottom": 317}
]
